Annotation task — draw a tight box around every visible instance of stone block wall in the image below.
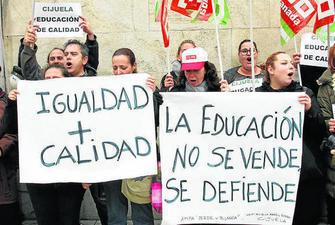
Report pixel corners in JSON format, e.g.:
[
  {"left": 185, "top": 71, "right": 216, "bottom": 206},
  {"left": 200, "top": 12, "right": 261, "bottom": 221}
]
[{"left": 1, "top": 0, "right": 314, "bottom": 89}]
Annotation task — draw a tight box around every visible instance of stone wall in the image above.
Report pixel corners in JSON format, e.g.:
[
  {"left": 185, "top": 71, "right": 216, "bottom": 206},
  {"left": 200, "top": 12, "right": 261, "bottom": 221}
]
[{"left": 2, "top": 0, "right": 313, "bottom": 90}]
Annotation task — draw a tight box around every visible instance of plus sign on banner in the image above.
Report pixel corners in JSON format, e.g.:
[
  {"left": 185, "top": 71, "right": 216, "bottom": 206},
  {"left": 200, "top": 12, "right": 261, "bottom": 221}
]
[{"left": 17, "top": 74, "right": 157, "bottom": 183}]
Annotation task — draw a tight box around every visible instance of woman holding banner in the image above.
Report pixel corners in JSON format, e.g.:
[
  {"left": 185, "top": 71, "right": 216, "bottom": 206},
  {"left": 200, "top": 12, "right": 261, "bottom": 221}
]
[
  {"left": 102, "top": 47, "right": 160, "bottom": 225},
  {"left": 257, "top": 51, "right": 327, "bottom": 225},
  {"left": 8, "top": 64, "right": 87, "bottom": 225},
  {"left": 221, "top": 39, "right": 265, "bottom": 92},
  {"left": 171, "top": 47, "right": 221, "bottom": 92},
  {"left": 160, "top": 39, "right": 196, "bottom": 91},
  {"left": 0, "top": 65, "right": 21, "bottom": 225}
]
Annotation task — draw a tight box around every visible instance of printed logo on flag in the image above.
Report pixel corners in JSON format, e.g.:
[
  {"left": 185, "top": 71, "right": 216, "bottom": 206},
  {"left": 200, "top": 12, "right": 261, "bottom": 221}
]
[
  {"left": 280, "top": 0, "right": 317, "bottom": 45},
  {"left": 171, "top": 0, "right": 201, "bottom": 17},
  {"left": 281, "top": 0, "right": 316, "bottom": 33},
  {"left": 317, "top": 0, "right": 334, "bottom": 19}
]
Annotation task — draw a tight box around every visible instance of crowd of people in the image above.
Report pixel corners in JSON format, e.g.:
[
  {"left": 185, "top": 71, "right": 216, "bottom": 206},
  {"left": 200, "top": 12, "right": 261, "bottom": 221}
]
[{"left": 0, "top": 15, "right": 334, "bottom": 225}]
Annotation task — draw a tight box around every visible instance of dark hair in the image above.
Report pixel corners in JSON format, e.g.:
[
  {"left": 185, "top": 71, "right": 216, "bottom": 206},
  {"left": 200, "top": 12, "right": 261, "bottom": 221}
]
[
  {"left": 238, "top": 39, "right": 258, "bottom": 52},
  {"left": 176, "top": 62, "right": 220, "bottom": 91},
  {"left": 112, "top": 48, "right": 137, "bottom": 73},
  {"left": 43, "top": 64, "right": 69, "bottom": 79},
  {"left": 47, "top": 47, "right": 64, "bottom": 63},
  {"left": 176, "top": 40, "right": 196, "bottom": 58},
  {"left": 264, "top": 51, "right": 286, "bottom": 83},
  {"left": 329, "top": 44, "right": 335, "bottom": 73},
  {"left": 64, "top": 39, "right": 89, "bottom": 57}
]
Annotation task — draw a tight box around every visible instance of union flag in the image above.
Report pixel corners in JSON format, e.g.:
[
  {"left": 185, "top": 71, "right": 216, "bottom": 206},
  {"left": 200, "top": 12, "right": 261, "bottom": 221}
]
[
  {"left": 170, "top": 0, "right": 201, "bottom": 17},
  {"left": 313, "top": 0, "right": 335, "bottom": 33}
]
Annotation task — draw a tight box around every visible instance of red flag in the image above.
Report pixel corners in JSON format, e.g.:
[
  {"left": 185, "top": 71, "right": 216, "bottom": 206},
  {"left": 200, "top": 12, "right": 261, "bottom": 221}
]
[
  {"left": 170, "top": 0, "right": 201, "bottom": 17},
  {"left": 313, "top": 0, "right": 335, "bottom": 33},
  {"left": 281, "top": 0, "right": 317, "bottom": 35},
  {"left": 192, "top": 0, "right": 213, "bottom": 21},
  {"left": 161, "top": 0, "right": 170, "bottom": 47}
]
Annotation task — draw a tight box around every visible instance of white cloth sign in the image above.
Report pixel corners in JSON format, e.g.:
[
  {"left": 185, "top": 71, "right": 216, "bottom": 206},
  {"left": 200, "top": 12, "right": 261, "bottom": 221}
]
[
  {"left": 300, "top": 32, "right": 335, "bottom": 67},
  {"left": 18, "top": 74, "right": 157, "bottom": 183},
  {"left": 33, "top": 2, "right": 83, "bottom": 38},
  {"left": 160, "top": 92, "right": 304, "bottom": 225}
]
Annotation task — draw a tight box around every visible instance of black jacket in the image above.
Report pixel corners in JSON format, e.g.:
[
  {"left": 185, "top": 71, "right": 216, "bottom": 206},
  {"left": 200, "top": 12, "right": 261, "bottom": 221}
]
[
  {"left": 0, "top": 90, "right": 18, "bottom": 204},
  {"left": 257, "top": 81, "right": 327, "bottom": 181}
]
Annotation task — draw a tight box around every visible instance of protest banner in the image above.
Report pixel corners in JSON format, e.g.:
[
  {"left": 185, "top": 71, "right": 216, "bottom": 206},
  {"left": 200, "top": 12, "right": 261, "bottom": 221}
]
[
  {"left": 300, "top": 32, "right": 335, "bottom": 67},
  {"left": 17, "top": 74, "right": 157, "bottom": 183},
  {"left": 160, "top": 92, "right": 304, "bottom": 225},
  {"left": 33, "top": 2, "right": 83, "bottom": 38}
]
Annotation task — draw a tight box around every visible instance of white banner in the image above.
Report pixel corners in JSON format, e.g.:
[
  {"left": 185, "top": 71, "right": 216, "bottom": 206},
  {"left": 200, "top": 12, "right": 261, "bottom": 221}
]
[
  {"left": 300, "top": 32, "right": 335, "bottom": 67},
  {"left": 160, "top": 92, "right": 304, "bottom": 225},
  {"left": 33, "top": 2, "right": 83, "bottom": 38},
  {"left": 18, "top": 74, "right": 157, "bottom": 183}
]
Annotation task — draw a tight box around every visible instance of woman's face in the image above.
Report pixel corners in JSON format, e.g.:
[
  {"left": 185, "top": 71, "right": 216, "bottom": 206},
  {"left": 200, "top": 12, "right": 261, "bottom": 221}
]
[
  {"left": 268, "top": 53, "right": 295, "bottom": 89},
  {"left": 44, "top": 68, "right": 64, "bottom": 79},
  {"left": 112, "top": 55, "right": 136, "bottom": 75},
  {"left": 238, "top": 42, "right": 258, "bottom": 71},
  {"left": 184, "top": 67, "right": 206, "bottom": 87}
]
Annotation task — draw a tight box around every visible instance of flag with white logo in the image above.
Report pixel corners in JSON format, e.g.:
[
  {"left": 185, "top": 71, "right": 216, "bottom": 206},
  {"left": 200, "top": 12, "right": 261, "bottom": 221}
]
[
  {"left": 170, "top": 0, "right": 201, "bottom": 17},
  {"left": 280, "top": 0, "right": 317, "bottom": 45},
  {"left": 313, "top": 0, "right": 335, "bottom": 41}
]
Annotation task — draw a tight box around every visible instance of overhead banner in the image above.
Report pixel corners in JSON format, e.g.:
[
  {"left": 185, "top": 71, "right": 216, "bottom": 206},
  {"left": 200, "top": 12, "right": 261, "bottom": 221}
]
[
  {"left": 300, "top": 32, "right": 335, "bottom": 67},
  {"left": 33, "top": 2, "right": 83, "bottom": 38},
  {"left": 160, "top": 92, "right": 304, "bottom": 225},
  {"left": 18, "top": 74, "right": 157, "bottom": 183}
]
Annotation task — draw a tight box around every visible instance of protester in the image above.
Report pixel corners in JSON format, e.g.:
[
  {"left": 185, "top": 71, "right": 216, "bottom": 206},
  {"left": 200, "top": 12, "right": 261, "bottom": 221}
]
[
  {"left": 0, "top": 64, "right": 20, "bottom": 225},
  {"left": 316, "top": 43, "right": 335, "bottom": 225},
  {"left": 18, "top": 17, "right": 108, "bottom": 225},
  {"left": 9, "top": 64, "right": 83, "bottom": 225},
  {"left": 160, "top": 39, "right": 196, "bottom": 91},
  {"left": 221, "top": 39, "right": 265, "bottom": 92},
  {"left": 20, "top": 16, "right": 98, "bottom": 80},
  {"left": 171, "top": 47, "right": 221, "bottom": 92},
  {"left": 100, "top": 47, "right": 158, "bottom": 225},
  {"left": 257, "top": 51, "right": 327, "bottom": 225}
]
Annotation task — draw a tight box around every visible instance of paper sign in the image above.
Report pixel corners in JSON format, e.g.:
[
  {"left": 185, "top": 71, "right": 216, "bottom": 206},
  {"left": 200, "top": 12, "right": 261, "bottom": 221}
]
[
  {"left": 300, "top": 32, "right": 335, "bottom": 67},
  {"left": 33, "top": 2, "right": 83, "bottom": 38},
  {"left": 18, "top": 74, "right": 157, "bottom": 183}
]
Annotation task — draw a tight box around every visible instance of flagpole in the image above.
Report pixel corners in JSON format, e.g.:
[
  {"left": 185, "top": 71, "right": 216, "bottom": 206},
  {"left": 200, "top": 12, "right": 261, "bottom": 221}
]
[
  {"left": 211, "top": 0, "right": 224, "bottom": 80},
  {"left": 166, "top": 0, "right": 170, "bottom": 74},
  {"left": 30, "top": 0, "right": 36, "bottom": 49},
  {"left": 249, "top": 0, "right": 255, "bottom": 92},
  {"left": 166, "top": 43, "right": 170, "bottom": 75},
  {"left": 293, "top": 37, "right": 302, "bottom": 86}
]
